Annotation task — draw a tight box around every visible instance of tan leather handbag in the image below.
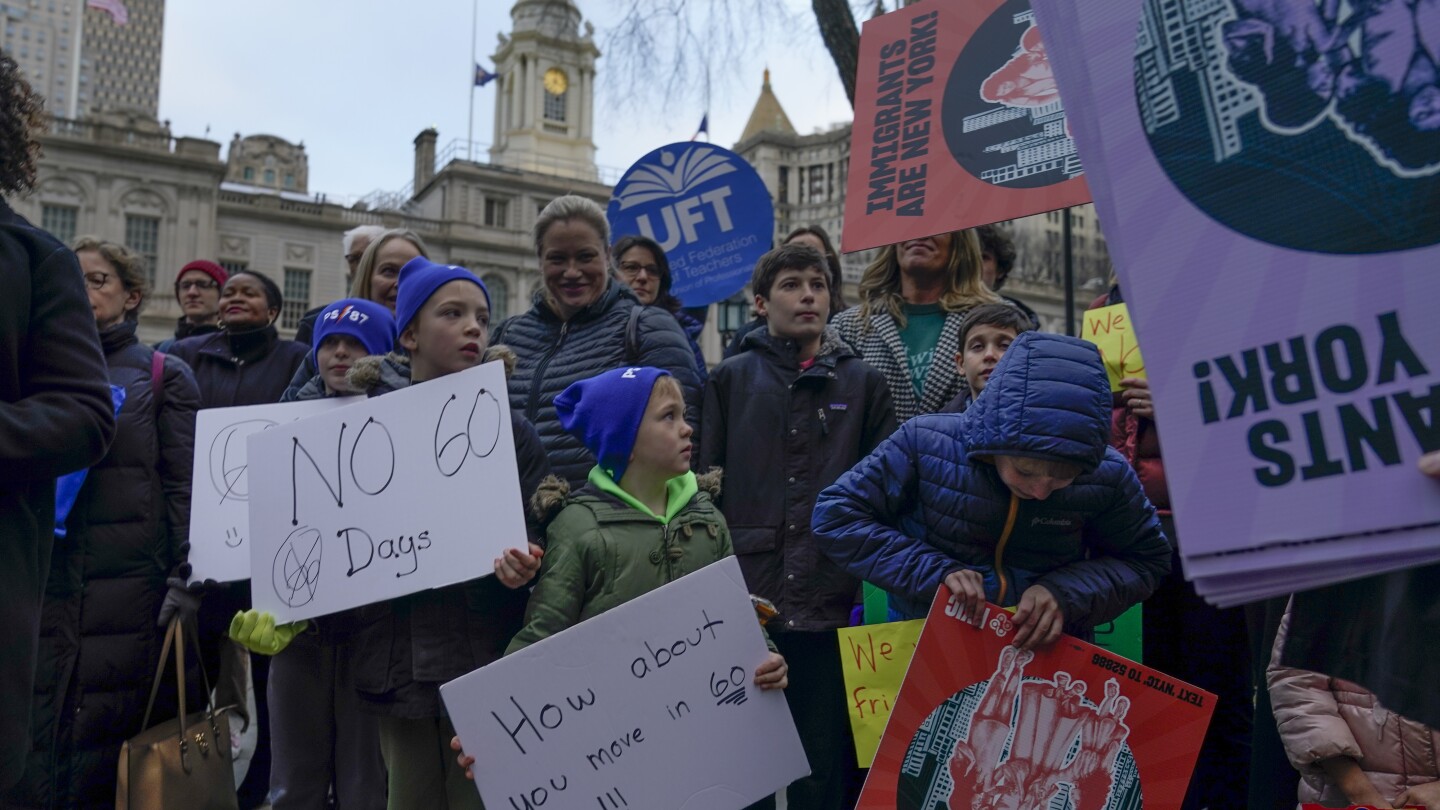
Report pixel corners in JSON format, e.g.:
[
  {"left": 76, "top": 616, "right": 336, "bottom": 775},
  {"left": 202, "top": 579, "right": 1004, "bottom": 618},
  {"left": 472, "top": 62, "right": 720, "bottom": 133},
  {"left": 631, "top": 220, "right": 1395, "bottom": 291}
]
[{"left": 116, "top": 618, "right": 238, "bottom": 810}]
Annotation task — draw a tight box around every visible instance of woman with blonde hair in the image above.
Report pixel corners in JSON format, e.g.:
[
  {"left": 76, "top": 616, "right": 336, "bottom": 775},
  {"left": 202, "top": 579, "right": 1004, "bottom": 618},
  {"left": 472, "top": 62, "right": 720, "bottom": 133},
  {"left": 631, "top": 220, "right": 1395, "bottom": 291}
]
[
  {"left": 831, "top": 230, "right": 1002, "bottom": 423},
  {"left": 349, "top": 228, "right": 430, "bottom": 311},
  {"left": 282, "top": 228, "right": 429, "bottom": 401}
]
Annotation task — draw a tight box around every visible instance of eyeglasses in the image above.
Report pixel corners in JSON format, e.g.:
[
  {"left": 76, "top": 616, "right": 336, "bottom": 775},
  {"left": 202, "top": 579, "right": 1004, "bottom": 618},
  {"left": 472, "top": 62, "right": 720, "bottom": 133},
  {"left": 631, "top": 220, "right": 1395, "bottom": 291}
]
[
  {"left": 618, "top": 262, "right": 661, "bottom": 279},
  {"left": 178, "top": 279, "right": 219, "bottom": 292},
  {"left": 83, "top": 272, "right": 114, "bottom": 290}
]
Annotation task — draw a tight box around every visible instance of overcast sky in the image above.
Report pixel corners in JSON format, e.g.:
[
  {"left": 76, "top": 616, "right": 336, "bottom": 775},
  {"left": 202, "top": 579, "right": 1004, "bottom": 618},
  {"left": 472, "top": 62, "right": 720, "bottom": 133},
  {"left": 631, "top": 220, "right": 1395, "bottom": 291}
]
[{"left": 156, "top": 0, "right": 858, "bottom": 200}]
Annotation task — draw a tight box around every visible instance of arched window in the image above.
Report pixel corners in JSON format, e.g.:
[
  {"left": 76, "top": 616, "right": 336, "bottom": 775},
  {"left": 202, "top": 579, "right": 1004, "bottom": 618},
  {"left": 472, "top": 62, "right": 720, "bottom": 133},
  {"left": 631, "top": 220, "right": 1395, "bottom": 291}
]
[{"left": 483, "top": 274, "right": 510, "bottom": 323}]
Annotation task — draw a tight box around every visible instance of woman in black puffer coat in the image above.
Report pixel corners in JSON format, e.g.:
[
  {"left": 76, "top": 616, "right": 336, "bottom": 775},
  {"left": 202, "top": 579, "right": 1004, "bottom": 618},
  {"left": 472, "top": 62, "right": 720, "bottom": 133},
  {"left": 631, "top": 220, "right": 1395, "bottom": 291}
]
[
  {"left": 12, "top": 239, "right": 201, "bottom": 810},
  {"left": 491, "top": 195, "right": 703, "bottom": 487}
]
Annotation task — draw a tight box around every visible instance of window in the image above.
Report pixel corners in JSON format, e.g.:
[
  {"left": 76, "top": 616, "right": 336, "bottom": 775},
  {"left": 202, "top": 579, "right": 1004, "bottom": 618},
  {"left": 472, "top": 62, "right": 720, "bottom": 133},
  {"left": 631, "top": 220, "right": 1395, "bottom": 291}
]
[
  {"left": 41, "top": 205, "right": 77, "bottom": 245},
  {"left": 283, "top": 173, "right": 294, "bottom": 189},
  {"left": 264, "top": 169, "right": 275, "bottom": 185},
  {"left": 281, "top": 268, "right": 311, "bottom": 329},
  {"left": 220, "top": 260, "right": 248, "bottom": 276},
  {"left": 243, "top": 167, "right": 254, "bottom": 181},
  {"left": 124, "top": 214, "right": 159, "bottom": 286},
  {"left": 483, "top": 274, "right": 509, "bottom": 323},
  {"left": 484, "top": 198, "right": 509, "bottom": 228},
  {"left": 544, "top": 88, "right": 567, "bottom": 123}
]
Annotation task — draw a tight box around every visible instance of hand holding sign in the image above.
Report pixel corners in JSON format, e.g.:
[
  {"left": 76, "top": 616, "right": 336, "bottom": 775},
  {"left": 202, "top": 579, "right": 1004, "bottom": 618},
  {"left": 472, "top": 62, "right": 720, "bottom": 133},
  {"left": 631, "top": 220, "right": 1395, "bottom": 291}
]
[{"left": 1082, "top": 303, "right": 1146, "bottom": 392}]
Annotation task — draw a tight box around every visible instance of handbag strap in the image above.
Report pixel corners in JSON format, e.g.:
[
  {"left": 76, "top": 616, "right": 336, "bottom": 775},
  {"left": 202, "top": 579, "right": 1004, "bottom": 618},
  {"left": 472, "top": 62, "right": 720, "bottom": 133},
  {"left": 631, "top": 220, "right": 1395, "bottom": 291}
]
[{"left": 139, "top": 617, "right": 221, "bottom": 733}]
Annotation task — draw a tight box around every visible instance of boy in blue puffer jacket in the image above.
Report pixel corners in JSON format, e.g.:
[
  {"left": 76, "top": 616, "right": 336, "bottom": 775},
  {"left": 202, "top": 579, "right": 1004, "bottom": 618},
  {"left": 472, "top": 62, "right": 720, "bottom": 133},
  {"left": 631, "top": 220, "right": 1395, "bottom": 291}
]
[{"left": 812, "top": 331, "right": 1171, "bottom": 650}]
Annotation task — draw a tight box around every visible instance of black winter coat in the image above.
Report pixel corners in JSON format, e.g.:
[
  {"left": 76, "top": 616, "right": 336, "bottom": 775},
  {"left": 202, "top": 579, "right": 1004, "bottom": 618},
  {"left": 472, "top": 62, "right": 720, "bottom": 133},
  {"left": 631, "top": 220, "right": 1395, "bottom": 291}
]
[
  {"left": 342, "top": 354, "right": 551, "bottom": 718},
  {"left": 0, "top": 199, "right": 115, "bottom": 792},
  {"left": 167, "top": 325, "right": 307, "bottom": 678},
  {"left": 491, "top": 283, "right": 702, "bottom": 487},
  {"left": 698, "top": 328, "right": 896, "bottom": 630},
  {"left": 154, "top": 316, "right": 220, "bottom": 353},
  {"left": 13, "top": 322, "right": 201, "bottom": 809},
  {"left": 167, "top": 325, "right": 309, "bottom": 409}
]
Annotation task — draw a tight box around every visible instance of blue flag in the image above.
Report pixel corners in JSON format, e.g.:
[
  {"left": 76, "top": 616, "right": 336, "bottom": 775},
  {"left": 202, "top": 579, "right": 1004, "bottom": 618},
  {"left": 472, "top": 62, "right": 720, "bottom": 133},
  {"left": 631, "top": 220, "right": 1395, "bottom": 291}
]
[
  {"left": 475, "top": 64, "right": 497, "bottom": 87},
  {"left": 690, "top": 113, "right": 709, "bottom": 141}
]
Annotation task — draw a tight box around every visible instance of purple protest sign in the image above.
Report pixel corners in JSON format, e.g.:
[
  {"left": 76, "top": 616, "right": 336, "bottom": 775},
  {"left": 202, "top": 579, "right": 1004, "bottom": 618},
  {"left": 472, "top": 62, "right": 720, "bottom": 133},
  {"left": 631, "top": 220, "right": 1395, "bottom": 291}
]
[{"left": 1030, "top": 0, "right": 1440, "bottom": 596}]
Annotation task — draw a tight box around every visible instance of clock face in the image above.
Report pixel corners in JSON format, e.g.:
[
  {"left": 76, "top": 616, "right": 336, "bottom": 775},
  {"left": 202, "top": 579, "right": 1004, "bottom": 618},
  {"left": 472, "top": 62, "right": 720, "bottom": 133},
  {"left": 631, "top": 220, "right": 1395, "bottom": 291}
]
[{"left": 543, "top": 68, "right": 568, "bottom": 95}]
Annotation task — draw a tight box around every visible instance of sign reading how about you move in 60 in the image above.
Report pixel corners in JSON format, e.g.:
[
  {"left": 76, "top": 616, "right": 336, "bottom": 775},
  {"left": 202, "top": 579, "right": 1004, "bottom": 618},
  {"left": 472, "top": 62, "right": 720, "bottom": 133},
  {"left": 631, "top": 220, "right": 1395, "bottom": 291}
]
[
  {"left": 187, "top": 397, "right": 360, "bottom": 584},
  {"left": 246, "top": 361, "right": 526, "bottom": 623},
  {"left": 442, "top": 557, "right": 809, "bottom": 810},
  {"left": 607, "top": 142, "right": 774, "bottom": 308}
]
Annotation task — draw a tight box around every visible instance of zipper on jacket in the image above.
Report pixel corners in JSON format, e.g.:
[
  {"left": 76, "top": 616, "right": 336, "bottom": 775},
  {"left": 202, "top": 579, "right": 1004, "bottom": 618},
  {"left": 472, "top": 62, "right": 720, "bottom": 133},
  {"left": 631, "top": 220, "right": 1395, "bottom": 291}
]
[
  {"left": 526, "top": 321, "right": 569, "bottom": 423},
  {"left": 816, "top": 408, "right": 829, "bottom": 437},
  {"left": 994, "top": 494, "right": 1020, "bottom": 605}
]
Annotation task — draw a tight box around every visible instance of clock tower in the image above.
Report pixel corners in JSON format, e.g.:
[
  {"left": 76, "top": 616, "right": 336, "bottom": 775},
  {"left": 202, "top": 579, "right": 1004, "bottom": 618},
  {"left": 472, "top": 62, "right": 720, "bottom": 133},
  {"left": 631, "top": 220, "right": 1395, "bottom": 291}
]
[{"left": 490, "top": 0, "right": 600, "bottom": 182}]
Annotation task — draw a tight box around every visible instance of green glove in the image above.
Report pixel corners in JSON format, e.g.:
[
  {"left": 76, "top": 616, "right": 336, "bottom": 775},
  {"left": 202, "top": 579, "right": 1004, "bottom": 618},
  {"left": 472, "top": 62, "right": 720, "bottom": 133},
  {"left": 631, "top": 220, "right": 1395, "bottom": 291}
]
[{"left": 228, "top": 609, "right": 308, "bottom": 656}]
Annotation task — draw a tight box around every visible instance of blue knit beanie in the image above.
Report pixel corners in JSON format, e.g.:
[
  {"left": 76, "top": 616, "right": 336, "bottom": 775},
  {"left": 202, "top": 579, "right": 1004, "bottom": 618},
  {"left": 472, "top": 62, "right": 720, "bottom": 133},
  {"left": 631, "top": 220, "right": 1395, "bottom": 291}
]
[
  {"left": 394, "top": 256, "right": 491, "bottom": 333},
  {"left": 555, "top": 367, "right": 673, "bottom": 483},
  {"left": 312, "top": 298, "right": 396, "bottom": 360}
]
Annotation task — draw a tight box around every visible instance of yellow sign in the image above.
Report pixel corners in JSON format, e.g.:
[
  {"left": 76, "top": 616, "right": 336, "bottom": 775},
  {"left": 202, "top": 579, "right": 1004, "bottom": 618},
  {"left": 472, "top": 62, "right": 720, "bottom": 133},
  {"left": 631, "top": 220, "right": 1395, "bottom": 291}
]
[
  {"left": 837, "top": 620, "right": 923, "bottom": 768},
  {"left": 1083, "top": 303, "right": 1146, "bottom": 392}
]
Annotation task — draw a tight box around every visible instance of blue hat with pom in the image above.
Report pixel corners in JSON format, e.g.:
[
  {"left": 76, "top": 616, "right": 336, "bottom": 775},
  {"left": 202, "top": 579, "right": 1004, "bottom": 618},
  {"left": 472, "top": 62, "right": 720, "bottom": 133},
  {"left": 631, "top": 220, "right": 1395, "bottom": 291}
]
[
  {"left": 555, "top": 367, "right": 673, "bottom": 482},
  {"left": 394, "top": 256, "right": 490, "bottom": 333},
  {"left": 312, "top": 298, "right": 396, "bottom": 359}
]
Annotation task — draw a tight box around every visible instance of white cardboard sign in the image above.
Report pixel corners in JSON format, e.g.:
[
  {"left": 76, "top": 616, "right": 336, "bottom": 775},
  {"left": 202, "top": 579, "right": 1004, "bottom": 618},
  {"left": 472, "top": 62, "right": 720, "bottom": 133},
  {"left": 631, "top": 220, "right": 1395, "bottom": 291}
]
[
  {"left": 187, "top": 398, "right": 360, "bottom": 584},
  {"left": 247, "top": 361, "right": 526, "bottom": 622},
  {"left": 441, "top": 557, "right": 810, "bottom": 810}
]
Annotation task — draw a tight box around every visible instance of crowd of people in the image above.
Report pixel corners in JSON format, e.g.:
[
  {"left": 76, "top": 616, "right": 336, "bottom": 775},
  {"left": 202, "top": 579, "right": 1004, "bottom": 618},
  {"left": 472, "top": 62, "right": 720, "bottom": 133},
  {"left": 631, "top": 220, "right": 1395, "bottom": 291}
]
[{"left": 3, "top": 50, "right": 1438, "bottom": 810}]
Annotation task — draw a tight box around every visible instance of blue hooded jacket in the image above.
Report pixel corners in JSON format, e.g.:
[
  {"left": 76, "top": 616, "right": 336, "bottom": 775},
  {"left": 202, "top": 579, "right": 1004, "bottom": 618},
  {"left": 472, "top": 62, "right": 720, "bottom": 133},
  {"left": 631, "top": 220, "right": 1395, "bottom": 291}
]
[{"left": 812, "top": 332, "right": 1171, "bottom": 634}]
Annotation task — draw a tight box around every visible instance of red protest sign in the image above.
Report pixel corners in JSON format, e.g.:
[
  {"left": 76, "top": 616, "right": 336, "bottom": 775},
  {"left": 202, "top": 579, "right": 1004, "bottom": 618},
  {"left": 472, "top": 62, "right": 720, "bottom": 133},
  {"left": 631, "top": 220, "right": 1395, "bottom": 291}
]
[
  {"left": 842, "top": 0, "right": 1091, "bottom": 253},
  {"left": 859, "top": 590, "right": 1215, "bottom": 809}
]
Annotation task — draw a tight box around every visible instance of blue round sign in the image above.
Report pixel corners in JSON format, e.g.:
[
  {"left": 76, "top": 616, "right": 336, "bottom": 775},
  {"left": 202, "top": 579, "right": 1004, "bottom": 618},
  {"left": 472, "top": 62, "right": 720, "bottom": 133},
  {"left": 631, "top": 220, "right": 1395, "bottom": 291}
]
[{"left": 607, "top": 142, "right": 774, "bottom": 308}]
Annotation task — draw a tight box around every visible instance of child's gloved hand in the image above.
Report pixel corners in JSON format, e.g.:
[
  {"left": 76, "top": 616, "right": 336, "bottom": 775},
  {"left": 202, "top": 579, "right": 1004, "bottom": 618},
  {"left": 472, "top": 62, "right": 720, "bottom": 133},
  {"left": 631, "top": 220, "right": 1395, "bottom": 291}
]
[
  {"left": 450, "top": 735, "right": 476, "bottom": 781},
  {"left": 754, "top": 652, "right": 788, "bottom": 691},
  {"left": 228, "top": 609, "right": 308, "bottom": 656},
  {"left": 494, "top": 543, "right": 544, "bottom": 589}
]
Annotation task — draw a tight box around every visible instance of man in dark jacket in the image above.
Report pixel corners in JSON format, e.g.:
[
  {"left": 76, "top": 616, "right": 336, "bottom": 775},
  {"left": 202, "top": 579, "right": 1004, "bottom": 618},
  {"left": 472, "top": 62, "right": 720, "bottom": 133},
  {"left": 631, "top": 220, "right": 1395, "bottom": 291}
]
[
  {"left": 156, "top": 259, "right": 227, "bottom": 350},
  {"left": 0, "top": 51, "right": 117, "bottom": 794},
  {"left": 813, "top": 332, "right": 1171, "bottom": 647},
  {"left": 700, "top": 245, "right": 896, "bottom": 810}
]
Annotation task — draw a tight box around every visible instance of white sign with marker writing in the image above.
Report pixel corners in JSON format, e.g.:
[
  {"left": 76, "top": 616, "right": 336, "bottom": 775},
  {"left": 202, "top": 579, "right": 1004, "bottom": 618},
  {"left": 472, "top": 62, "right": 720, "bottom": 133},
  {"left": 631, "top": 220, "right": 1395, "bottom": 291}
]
[
  {"left": 442, "top": 557, "right": 809, "bottom": 810},
  {"left": 246, "top": 361, "right": 526, "bottom": 622},
  {"left": 187, "top": 398, "right": 361, "bottom": 584}
]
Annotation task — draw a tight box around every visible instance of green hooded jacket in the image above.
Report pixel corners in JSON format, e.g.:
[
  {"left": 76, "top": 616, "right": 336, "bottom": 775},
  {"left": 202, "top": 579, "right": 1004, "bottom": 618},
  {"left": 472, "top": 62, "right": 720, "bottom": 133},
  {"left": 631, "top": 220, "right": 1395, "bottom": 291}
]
[{"left": 508, "top": 467, "right": 739, "bottom": 654}]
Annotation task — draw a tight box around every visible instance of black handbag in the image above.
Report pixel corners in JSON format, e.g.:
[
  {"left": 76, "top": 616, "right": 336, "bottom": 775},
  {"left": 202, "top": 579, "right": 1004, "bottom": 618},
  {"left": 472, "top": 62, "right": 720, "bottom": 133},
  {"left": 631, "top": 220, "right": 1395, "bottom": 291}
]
[{"left": 116, "top": 617, "right": 239, "bottom": 810}]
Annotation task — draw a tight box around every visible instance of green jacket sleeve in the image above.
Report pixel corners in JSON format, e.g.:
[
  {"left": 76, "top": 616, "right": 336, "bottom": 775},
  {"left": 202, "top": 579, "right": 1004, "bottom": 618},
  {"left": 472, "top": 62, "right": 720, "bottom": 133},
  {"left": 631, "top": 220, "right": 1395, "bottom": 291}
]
[{"left": 506, "top": 508, "right": 594, "bottom": 655}]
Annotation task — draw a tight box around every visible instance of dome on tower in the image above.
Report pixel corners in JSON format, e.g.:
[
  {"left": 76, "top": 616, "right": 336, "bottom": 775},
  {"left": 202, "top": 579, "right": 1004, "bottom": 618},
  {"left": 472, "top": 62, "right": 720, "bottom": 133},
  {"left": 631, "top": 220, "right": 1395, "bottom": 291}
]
[{"left": 511, "top": 0, "right": 585, "bottom": 39}]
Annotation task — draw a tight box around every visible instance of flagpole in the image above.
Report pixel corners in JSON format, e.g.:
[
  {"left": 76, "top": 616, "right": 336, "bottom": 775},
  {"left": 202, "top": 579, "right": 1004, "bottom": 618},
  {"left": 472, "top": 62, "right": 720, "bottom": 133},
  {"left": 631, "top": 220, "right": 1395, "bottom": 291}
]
[{"left": 467, "top": 0, "right": 478, "bottom": 161}]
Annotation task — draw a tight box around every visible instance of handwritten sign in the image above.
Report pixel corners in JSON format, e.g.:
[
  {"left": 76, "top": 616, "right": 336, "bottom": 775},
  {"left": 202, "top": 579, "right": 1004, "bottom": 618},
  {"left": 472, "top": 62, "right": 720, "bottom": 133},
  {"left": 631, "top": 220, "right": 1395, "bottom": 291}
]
[
  {"left": 187, "top": 398, "right": 360, "bottom": 584},
  {"left": 246, "top": 361, "right": 526, "bottom": 622},
  {"left": 859, "top": 590, "right": 1213, "bottom": 808},
  {"left": 442, "top": 557, "right": 809, "bottom": 810},
  {"left": 1082, "top": 303, "right": 1145, "bottom": 392},
  {"left": 838, "top": 620, "right": 922, "bottom": 768}
]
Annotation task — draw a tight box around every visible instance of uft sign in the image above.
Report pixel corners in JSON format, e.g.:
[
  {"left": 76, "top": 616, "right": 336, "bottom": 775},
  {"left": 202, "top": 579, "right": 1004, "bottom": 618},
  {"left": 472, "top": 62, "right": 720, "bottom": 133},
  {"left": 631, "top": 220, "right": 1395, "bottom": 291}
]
[{"left": 607, "top": 143, "right": 774, "bottom": 308}]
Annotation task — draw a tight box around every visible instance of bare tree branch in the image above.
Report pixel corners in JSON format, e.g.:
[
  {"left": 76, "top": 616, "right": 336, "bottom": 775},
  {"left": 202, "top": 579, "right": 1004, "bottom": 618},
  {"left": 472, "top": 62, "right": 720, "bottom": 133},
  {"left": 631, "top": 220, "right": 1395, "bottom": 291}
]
[{"left": 812, "top": 0, "right": 862, "bottom": 105}]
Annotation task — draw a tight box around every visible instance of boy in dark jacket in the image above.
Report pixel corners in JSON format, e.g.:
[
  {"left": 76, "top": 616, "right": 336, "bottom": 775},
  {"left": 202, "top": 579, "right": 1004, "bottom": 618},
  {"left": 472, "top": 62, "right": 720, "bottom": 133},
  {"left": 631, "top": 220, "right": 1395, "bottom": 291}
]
[
  {"left": 699, "top": 243, "right": 896, "bottom": 810},
  {"left": 813, "top": 331, "right": 1171, "bottom": 651}
]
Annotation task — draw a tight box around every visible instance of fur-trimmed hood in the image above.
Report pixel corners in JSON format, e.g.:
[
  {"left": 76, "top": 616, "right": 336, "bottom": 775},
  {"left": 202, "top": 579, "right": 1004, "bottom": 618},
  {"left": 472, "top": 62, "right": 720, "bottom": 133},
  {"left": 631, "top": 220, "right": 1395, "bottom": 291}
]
[
  {"left": 345, "top": 344, "right": 517, "bottom": 395},
  {"left": 530, "top": 468, "right": 723, "bottom": 524}
]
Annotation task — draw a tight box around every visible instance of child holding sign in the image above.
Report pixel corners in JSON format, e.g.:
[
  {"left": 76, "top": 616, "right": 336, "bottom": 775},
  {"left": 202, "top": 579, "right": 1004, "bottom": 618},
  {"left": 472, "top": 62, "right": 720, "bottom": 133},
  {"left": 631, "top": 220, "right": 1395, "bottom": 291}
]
[
  {"left": 698, "top": 243, "right": 895, "bottom": 810},
  {"left": 234, "top": 259, "right": 551, "bottom": 810},
  {"left": 813, "top": 331, "right": 1172, "bottom": 649},
  {"left": 254, "top": 296, "right": 395, "bottom": 809},
  {"left": 452, "top": 367, "right": 788, "bottom": 784}
]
